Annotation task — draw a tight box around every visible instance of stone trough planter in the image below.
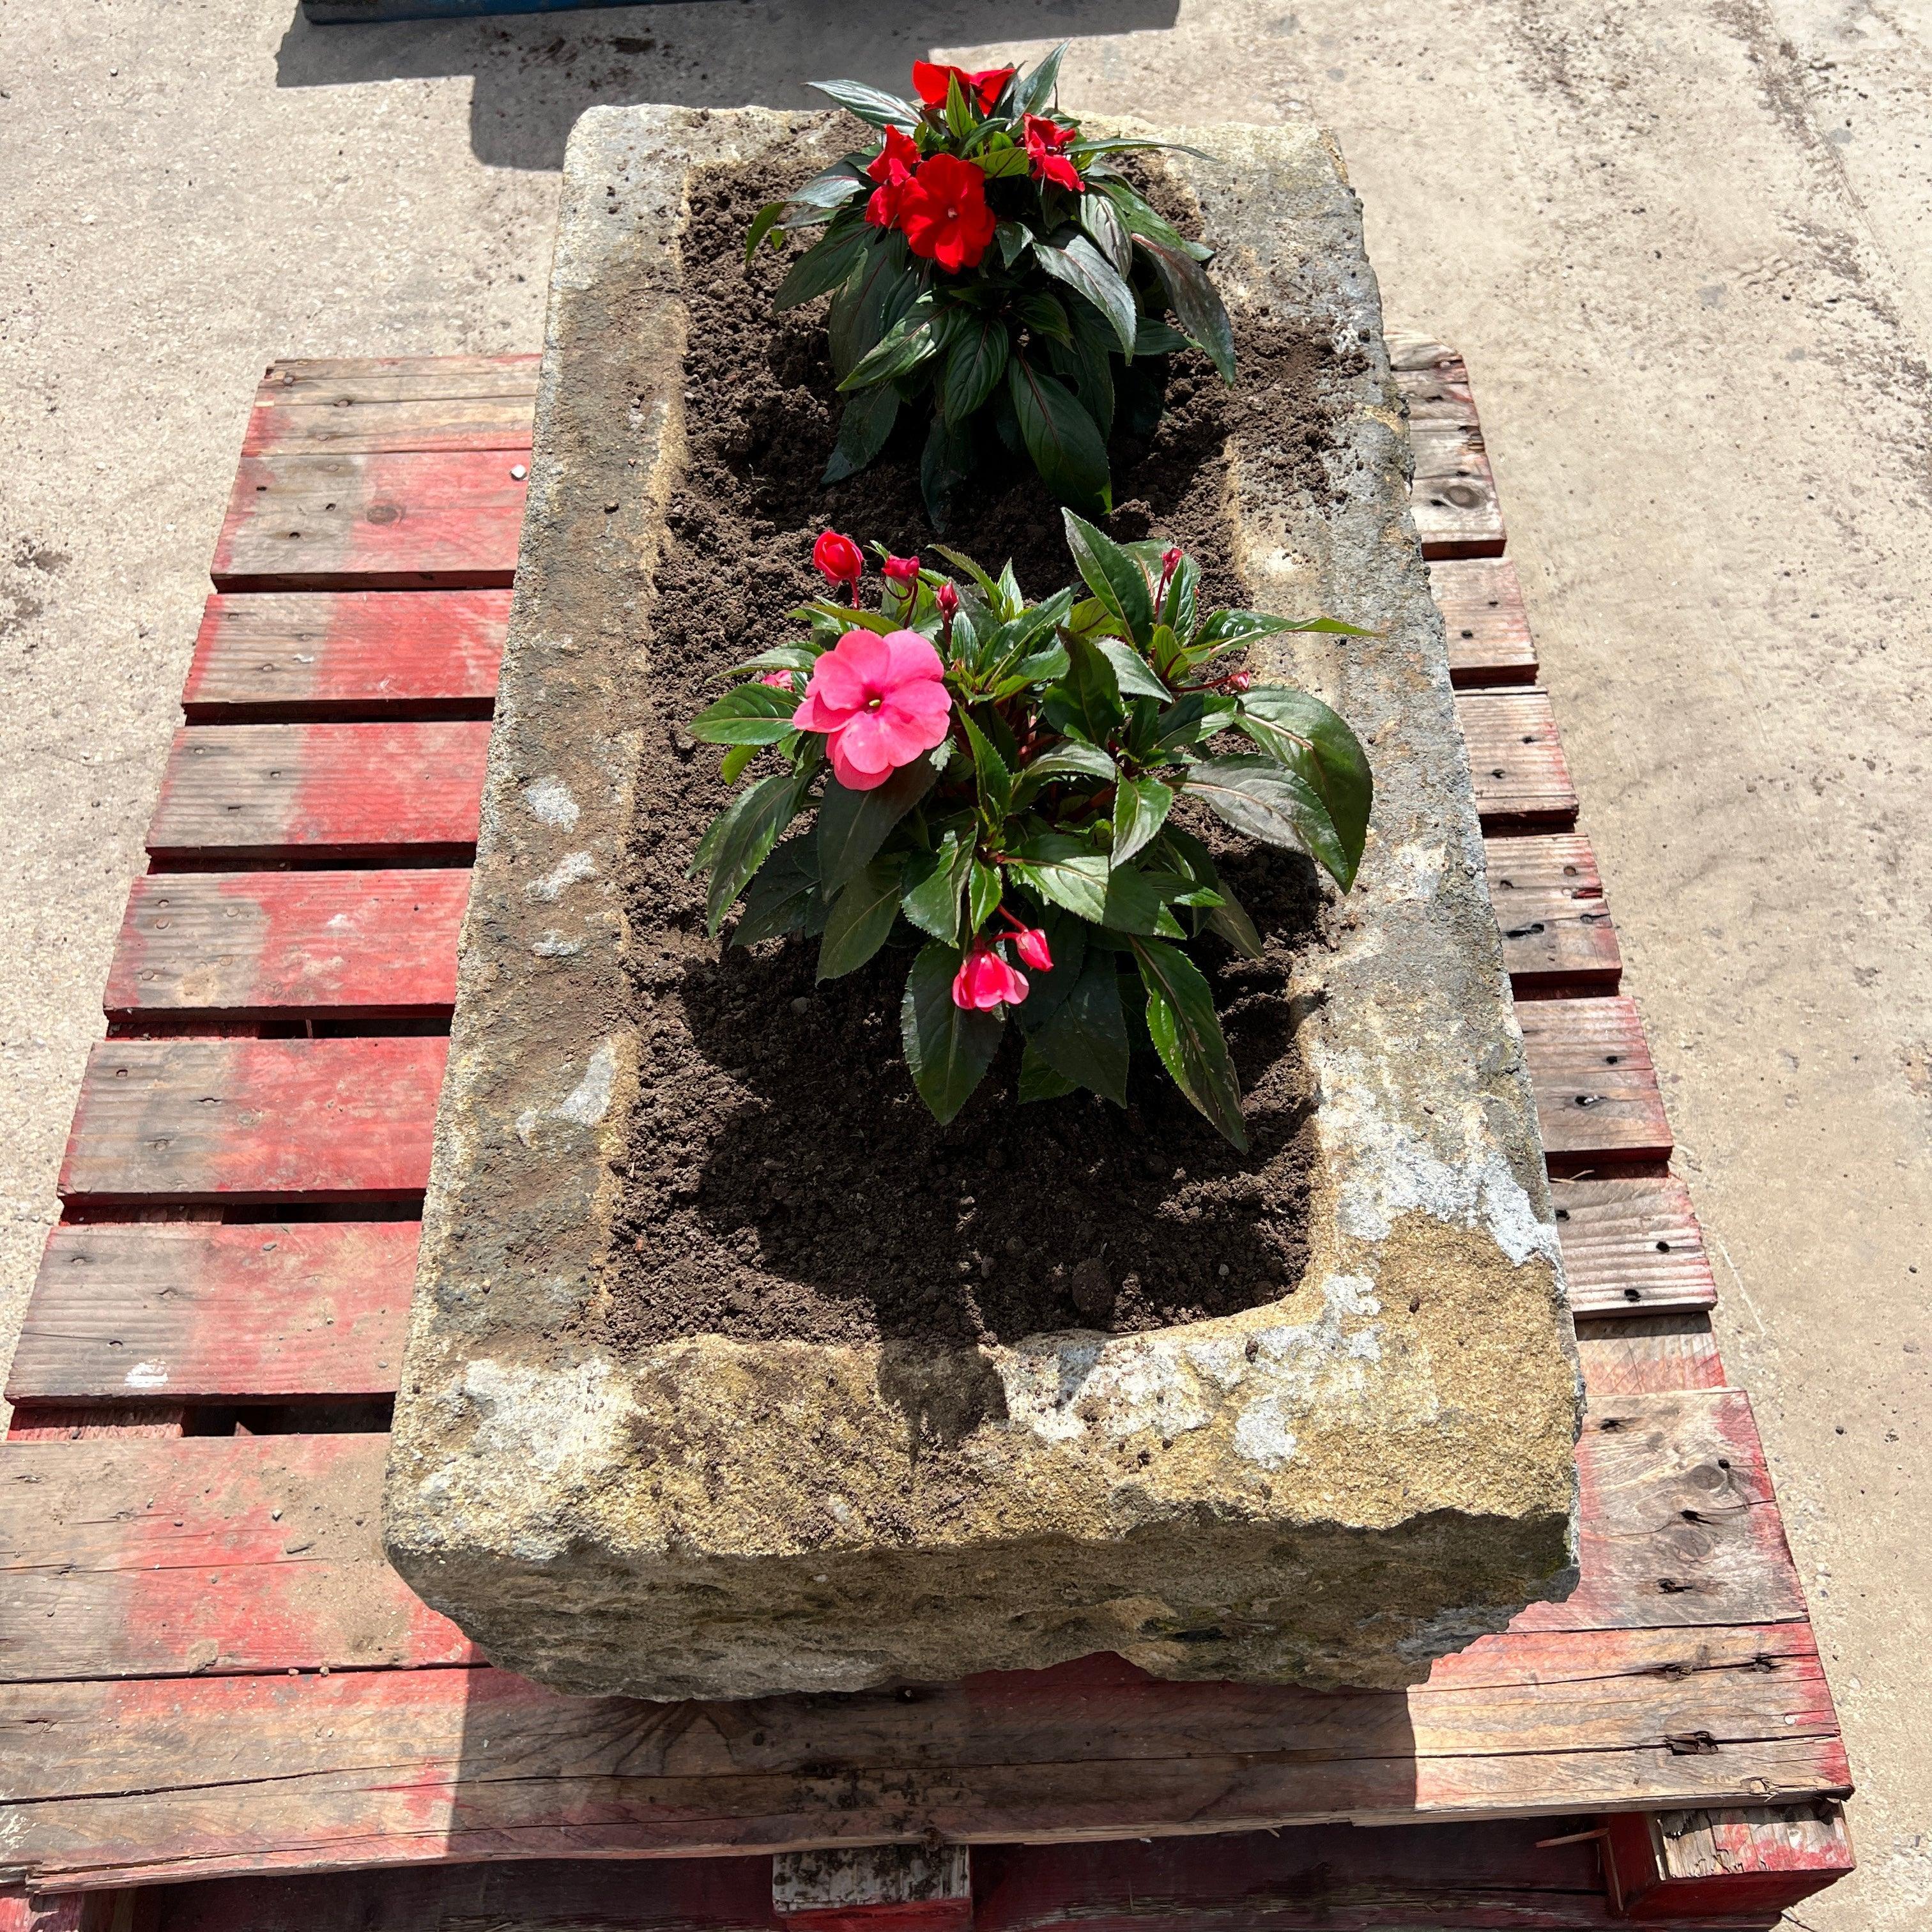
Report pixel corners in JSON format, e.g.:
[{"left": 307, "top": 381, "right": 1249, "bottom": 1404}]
[{"left": 382, "top": 104, "right": 1582, "bottom": 1701}]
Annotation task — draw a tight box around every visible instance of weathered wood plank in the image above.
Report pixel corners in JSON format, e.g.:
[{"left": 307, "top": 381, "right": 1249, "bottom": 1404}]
[
  {"left": 183, "top": 592, "right": 507, "bottom": 721},
  {"left": 1454, "top": 691, "right": 1579, "bottom": 828},
  {"left": 6, "top": 1223, "right": 416, "bottom": 1404},
  {"left": 1484, "top": 834, "right": 1621, "bottom": 993},
  {"left": 1575, "top": 1317, "right": 1728, "bottom": 1399},
  {"left": 211, "top": 451, "right": 527, "bottom": 592},
  {"left": 57, "top": 1038, "right": 445, "bottom": 1207},
  {"left": 1519, "top": 996, "right": 1673, "bottom": 1168},
  {"left": 0, "top": 1435, "right": 474, "bottom": 1681},
  {"left": 146, "top": 724, "right": 489, "bottom": 868},
  {"left": 1396, "top": 362, "right": 1506, "bottom": 560},
  {"left": 4, "top": 1407, "right": 186, "bottom": 1443},
  {"left": 0, "top": 1392, "right": 1801, "bottom": 1683},
  {"left": 0, "top": 1624, "right": 1846, "bottom": 1889},
  {"left": 1429, "top": 556, "right": 1537, "bottom": 687},
  {"left": 1602, "top": 1800, "right": 1854, "bottom": 1919},
  {"left": 1551, "top": 1176, "right": 1717, "bottom": 1315},
  {"left": 103, "top": 871, "right": 468, "bottom": 1025},
  {"left": 249, "top": 356, "right": 541, "bottom": 409}
]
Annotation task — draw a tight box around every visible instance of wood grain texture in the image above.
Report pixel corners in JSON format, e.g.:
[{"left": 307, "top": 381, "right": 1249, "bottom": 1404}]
[
  {"left": 57, "top": 1038, "right": 445, "bottom": 1206},
  {"left": 1484, "top": 833, "right": 1621, "bottom": 992},
  {"left": 0, "top": 1393, "right": 1802, "bottom": 1682},
  {"left": 1518, "top": 995, "right": 1673, "bottom": 1167},
  {"left": 1602, "top": 1800, "right": 1853, "bottom": 1918},
  {"left": 0, "top": 1624, "right": 1846, "bottom": 1889},
  {"left": 183, "top": 592, "right": 507, "bottom": 721},
  {"left": 103, "top": 871, "right": 468, "bottom": 1024},
  {"left": 1395, "top": 363, "right": 1506, "bottom": 559},
  {"left": 1428, "top": 555, "right": 1537, "bottom": 687},
  {"left": 6, "top": 1223, "right": 417, "bottom": 1403},
  {"left": 211, "top": 451, "right": 528, "bottom": 592},
  {"left": 1551, "top": 1176, "right": 1717, "bottom": 1315},
  {"left": 1454, "top": 691, "right": 1579, "bottom": 828},
  {"left": 146, "top": 723, "right": 489, "bottom": 868},
  {"left": 1574, "top": 1317, "right": 1728, "bottom": 1398}
]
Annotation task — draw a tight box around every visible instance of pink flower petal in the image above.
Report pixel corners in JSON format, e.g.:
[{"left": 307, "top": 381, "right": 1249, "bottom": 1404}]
[
  {"left": 792, "top": 689, "right": 855, "bottom": 733},
  {"left": 829, "top": 735, "right": 893, "bottom": 791},
  {"left": 829, "top": 711, "right": 898, "bottom": 774},
  {"left": 882, "top": 629, "right": 945, "bottom": 684}
]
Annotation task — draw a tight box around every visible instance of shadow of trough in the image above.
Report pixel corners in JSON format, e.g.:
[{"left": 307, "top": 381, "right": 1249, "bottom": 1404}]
[{"left": 277, "top": 0, "right": 1184, "bottom": 170}]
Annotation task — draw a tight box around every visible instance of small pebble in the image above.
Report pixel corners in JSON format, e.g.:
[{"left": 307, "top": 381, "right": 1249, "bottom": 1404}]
[
  {"left": 510, "top": 463, "right": 528, "bottom": 480},
  {"left": 604, "top": 500, "right": 619, "bottom": 512},
  {"left": 790, "top": 996, "right": 809, "bottom": 1015}
]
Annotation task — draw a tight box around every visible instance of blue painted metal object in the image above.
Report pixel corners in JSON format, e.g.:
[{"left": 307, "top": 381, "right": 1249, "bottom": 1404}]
[{"left": 303, "top": 0, "right": 712, "bottom": 21}]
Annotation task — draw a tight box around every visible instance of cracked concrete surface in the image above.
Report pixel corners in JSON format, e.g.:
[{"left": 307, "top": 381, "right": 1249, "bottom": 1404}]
[{"left": 0, "top": 0, "right": 1924, "bottom": 1916}]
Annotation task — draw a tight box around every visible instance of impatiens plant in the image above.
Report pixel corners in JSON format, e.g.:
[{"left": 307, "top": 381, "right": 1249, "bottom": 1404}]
[
  {"left": 686, "top": 514, "right": 1373, "bottom": 1151},
  {"left": 745, "top": 47, "right": 1236, "bottom": 523}
]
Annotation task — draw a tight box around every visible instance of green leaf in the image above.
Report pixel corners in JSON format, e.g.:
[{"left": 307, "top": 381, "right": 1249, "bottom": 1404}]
[
  {"left": 960, "top": 709, "right": 1013, "bottom": 822},
  {"left": 995, "top": 220, "right": 1033, "bottom": 266},
  {"left": 1133, "top": 233, "right": 1236, "bottom": 382},
  {"left": 901, "top": 831, "right": 974, "bottom": 943},
  {"left": 1194, "top": 608, "right": 1374, "bottom": 646},
  {"left": 726, "top": 643, "right": 819, "bottom": 677},
  {"left": 816, "top": 762, "right": 938, "bottom": 892},
  {"left": 785, "top": 162, "right": 870, "bottom": 211},
  {"left": 1053, "top": 302, "right": 1116, "bottom": 440},
  {"left": 1097, "top": 638, "right": 1169, "bottom": 701},
  {"left": 1034, "top": 233, "right": 1138, "bottom": 355},
  {"left": 1183, "top": 755, "right": 1356, "bottom": 889},
  {"left": 1018, "top": 1043, "right": 1080, "bottom": 1103},
  {"left": 943, "top": 71, "right": 974, "bottom": 139},
  {"left": 704, "top": 770, "right": 810, "bottom": 939},
  {"left": 689, "top": 682, "right": 797, "bottom": 746},
  {"left": 824, "top": 383, "right": 901, "bottom": 484},
  {"left": 791, "top": 600, "right": 900, "bottom": 636},
  {"left": 1009, "top": 833, "right": 1110, "bottom": 922},
  {"left": 921, "top": 414, "right": 976, "bottom": 530},
  {"left": 1096, "top": 179, "right": 1213, "bottom": 259},
  {"left": 839, "top": 296, "right": 940, "bottom": 391},
  {"left": 1025, "top": 946, "right": 1129, "bottom": 1102},
  {"left": 720, "top": 742, "right": 758, "bottom": 784},
  {"left": 1013, "top": 738, "right": 1117, "bottom": 796},
  {"left": 827, "top": 229, "right": 916, "bottom": 381},
  {"left": 1011, "top": 40, "right": 1068, "bottom": 117},
  {"left": 1236, "top": 686, "right": 1373, "bottom": 887},
  {"left": 1008, "top": 360, "right": 1111, "bottom": 512},
  {"left": 732, "top": 834, "right": 820, "bottom": 947},
  {"left": 1111, "top": 774, "right": 1173, "bottom": 864},
  {"left": 817, "top": 857, "right": 906, "bottom": 979},
  {"left": 1016, "top": 290, "right": 1072, "bottom": 344},
  {"left": 1079, "top": 191, "right": 1132, "bottom": 277},
  {"left": 1206, "top": 878, "right": 1265, "bottom": 960},
  {"left": 809, "top": 79, "right": 920, "bottom": 129},
  {"left": 1098, "top": 862, "right": 1167, "bottom": 935},
  {"left": 1153, "top": 689, "right": 1239, "bottom": 750},
  {"left": 1131, "top": 937, "right": 1247, "bottom": 1149},
  {"left": 745, "top": 199, "right": 787, "bottom": 261},
  {"left": 940, "top": 312, "right": 1011, "bottom": 425},
  {"left": 902, "top": 944, "right": 1003, "bottom": 1123},
  {"left": 1133, "top": 314, "right": 1193, "bottom": 356},
  {"left": 1161, "top": 556, "right": 1199, "bottom": 641},
  {"left": 980, "top": 145, "right": 1034, "bottom": 181},
  {"left": 968, "top": 857, "right": 1002, "bottom": 933},
  {"left": 772, "top": 222, "right": 870, "bottom": 310},
  {"left": 1062, "top": 510, "right": 1155, "bottom": 648},
  {"left": 1049, "top": 627, "right": 1126, "bottom": 744},
  {"left": 993, "top": 643, "right": 1069, "bottom": 696}
]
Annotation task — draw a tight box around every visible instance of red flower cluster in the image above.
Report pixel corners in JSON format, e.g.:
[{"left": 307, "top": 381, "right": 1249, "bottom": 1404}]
[
  {"left": 1022, "top": 114, "right": 1082, "bottom": 192},
  {"left": 867, "top": 143, "right": 997, "bottom": 273},
  {"left": 911, "top": 60, "right": 1015, "bottom": 112}
]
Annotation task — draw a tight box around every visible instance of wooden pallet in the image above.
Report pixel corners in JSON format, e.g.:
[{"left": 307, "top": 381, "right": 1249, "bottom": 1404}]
[{"left": 0, "top": 350, "right": 1851, "bottom": 1928}]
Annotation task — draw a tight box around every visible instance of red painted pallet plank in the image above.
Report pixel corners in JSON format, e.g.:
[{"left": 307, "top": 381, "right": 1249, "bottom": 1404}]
[
  {"left": 145, "top": 723, "right": 489, "bottom": 869},
  {"left": 211, "top": 450, "right": 528, "bottom": 592},
  {"left": 1552, "top": 1177, "right": 1717, "bottom": 1316},
  {"left": 0, "top": 1392, "right": 1802, "bottom": 1683},
  {"left": 0, "top": 1627, "right": 1846, "bottom": 1890},
  {"left": 1429, "top": 555, "right": 1538, "bottom": 687},
  {"left": 1573, "top": 1316, "right": 1728, "bottom": 1397},
  {"left": 6, "top": 1223, "right": 416, "bottom": 1404},
  {"left": 243, "top": 355, "right": 538, "bottom": 458},
  {"left": 1518, "top": 995, "right": 1673, "bottom": 1168},
  {"left": 183, "top": 592, "right": 507, "bottom": 722},
  {"left": 0, "top": 1434, "right": 475, "bottom": 1680},
  {"left": 56, "top": 1038, "right": 445, "bottom": 1207},
  {"left": 103, "top": 872, "right": 468, "bottom": 1025},
  {"left": 1486, "top": 833, "right": 1621, "bottom": 993},
  {"left": 1455, "top": 691, "right": 1579, "bottom": 828}
]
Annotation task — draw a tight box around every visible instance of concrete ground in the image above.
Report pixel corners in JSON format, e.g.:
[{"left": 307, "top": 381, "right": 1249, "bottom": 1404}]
[{"left": 0, "top": 0, "right": 1924, "bottom": 1922}]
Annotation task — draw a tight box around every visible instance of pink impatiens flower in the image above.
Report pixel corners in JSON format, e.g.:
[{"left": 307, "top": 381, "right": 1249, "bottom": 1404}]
[
  {"left": 953, "top": 938, "right": 1029, "bottom": 1011},
  {"left": 792, "top": 627, "right": 953, "bottom": 792}
]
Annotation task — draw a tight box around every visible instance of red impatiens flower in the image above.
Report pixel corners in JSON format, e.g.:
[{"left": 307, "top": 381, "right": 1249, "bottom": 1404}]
[
  {"left": 1022, "top": 114, "right": 1083, "bottom": 193},
  {"left": 910, "top": 60, "right": 1015, "bottom": 114},
  {"left": 953, "top": 938, "right": 1029, "bottom": 1011},
  {"left": 864, "top": 126, "right": 921, "bottom": 229},
  {"left": 882, "top": 553, "right": 921, "bottom": 588},
  {"left": 812, "top": 529, "right": 864, "bottom": 599},
  {"left": 792, "top": 628, "right": 953, "bottom": 792},
  {"left": 900, "top": 154, "right": 997, "bottom": 273}
]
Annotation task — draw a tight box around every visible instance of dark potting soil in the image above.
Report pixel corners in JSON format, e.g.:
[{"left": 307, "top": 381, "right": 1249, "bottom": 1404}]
[{"left": 601, "top": 148, "right": 1357, "bottom": 1354}]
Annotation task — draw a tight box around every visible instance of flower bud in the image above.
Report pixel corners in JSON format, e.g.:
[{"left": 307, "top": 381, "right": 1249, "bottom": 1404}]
[
  {"left": 1013, "top": 926, "right": 1054, "bottom": 973},
  {"left": 812, "top": 530, "right": 864, "bottom": 597},
  {"left": 935, "top": 581, "right": 960, "bottom": 620},
  {"left": 1161, "top": 546, "right": 1184, "bottom": 574},
  {"left": 882, "top": 553, "right": 921, "bottom": 588}
]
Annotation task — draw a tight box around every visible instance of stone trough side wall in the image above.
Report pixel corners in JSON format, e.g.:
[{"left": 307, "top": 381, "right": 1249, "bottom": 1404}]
[{"left": 383, "top": 105, "right": 1582, "bottom": 1701}]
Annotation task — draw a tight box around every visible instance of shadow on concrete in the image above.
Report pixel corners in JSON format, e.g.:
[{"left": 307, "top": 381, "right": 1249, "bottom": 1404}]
[{"left": 275, "top": 0, "right": 1182, "bottom": 171}]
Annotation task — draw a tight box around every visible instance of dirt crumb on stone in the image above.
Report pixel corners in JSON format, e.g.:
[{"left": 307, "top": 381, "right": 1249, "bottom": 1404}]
[{"left": 600, "top": 147, "right": 1358, "bottom": 1354}]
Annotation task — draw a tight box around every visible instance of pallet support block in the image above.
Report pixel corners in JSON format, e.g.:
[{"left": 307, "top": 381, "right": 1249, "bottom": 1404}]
[
  {"left": 774, "top": 1848, "right": 973, "bottom": 1932},
  {"left": 1601, "top": 1802, "right": 1853, "bottom": 1919}
]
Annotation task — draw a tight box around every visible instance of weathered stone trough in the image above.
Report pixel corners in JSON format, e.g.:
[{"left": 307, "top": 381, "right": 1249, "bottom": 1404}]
[{"left": 382, "top": 105, "right": 1583, "bottom": 1701}]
